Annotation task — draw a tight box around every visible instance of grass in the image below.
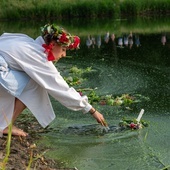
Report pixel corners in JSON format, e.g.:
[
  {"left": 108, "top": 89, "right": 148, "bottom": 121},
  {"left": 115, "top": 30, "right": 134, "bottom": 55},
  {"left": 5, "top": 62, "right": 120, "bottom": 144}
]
[
  {"left": 0, "top": 0, "right": 169, "bottom": 20},
  {"left": 0, "top": 123, "right": 12, "bottom": 170},
  {"left": 120, "top": 0, "right": 170, "bottom": 16},
  {"left": 0, "top": 0, "right": 118, "bottom": 19},
  {"left": 0, "top": 122, "right": 47, "bottom": 170}
]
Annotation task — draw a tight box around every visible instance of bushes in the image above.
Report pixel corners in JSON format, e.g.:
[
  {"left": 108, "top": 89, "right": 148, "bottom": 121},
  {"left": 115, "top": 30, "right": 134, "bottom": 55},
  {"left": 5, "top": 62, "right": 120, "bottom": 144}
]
[{"left": 0, "top": 0, "right": 169, "bottom": 20}]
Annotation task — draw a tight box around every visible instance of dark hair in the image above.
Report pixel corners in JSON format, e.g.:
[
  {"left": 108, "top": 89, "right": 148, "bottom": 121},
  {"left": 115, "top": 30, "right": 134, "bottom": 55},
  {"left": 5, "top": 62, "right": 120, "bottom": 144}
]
[
  {"left": 41, "top": 24, "right": 80, "bottom": 49},
  {"left": 43, "top": 34, "right": 58, "bottom": 45}
]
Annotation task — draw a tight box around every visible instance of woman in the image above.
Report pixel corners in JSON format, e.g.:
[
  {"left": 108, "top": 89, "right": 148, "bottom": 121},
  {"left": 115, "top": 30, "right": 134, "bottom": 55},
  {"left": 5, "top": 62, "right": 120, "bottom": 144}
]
[{"left": 0, "top": 23, "right": 107, "bottom": 137}]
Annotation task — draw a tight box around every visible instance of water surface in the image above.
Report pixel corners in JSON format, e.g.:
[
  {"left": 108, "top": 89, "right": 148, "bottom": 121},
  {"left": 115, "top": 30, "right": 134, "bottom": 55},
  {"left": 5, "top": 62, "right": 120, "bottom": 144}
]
[{"left": 43, "top": 27, "right": 169, "bottom": 169}]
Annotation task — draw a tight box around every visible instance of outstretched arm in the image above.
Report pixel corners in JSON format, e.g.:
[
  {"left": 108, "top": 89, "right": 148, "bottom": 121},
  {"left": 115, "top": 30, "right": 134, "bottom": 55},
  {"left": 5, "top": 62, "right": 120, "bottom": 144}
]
[{"left": 89, "top": 108, "right": 108, "bottom": 127}]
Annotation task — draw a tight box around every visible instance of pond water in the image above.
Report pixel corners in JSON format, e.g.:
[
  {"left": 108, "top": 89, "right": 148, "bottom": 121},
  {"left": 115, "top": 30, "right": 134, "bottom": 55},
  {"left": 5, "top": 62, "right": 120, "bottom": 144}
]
[{"left": 1, "top": 18, "right": 170, "bottom": 170}]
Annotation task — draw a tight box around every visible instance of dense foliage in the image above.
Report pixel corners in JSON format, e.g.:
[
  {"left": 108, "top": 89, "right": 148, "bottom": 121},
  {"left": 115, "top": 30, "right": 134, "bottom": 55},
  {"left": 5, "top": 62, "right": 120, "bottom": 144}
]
[{"left": 0, "top": 0, "right": 169, "bottom": 20}]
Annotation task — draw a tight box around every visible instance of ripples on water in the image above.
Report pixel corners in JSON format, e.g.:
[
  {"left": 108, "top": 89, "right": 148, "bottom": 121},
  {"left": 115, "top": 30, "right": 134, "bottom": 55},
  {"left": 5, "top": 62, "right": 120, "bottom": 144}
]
[{"left": 40, "top": 32, "right": 170, "bottom": 170}]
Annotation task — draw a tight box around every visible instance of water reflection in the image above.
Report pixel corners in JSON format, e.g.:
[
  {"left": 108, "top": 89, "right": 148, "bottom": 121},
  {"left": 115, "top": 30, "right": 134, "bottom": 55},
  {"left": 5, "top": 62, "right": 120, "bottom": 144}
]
[
  {"left": 79, "top": 31, "right": 170, "bottom": 70},
  {"left": 135, "top": 34, "right": 141, "bottom": 47},
  {"left": 58, "top": 29, "right": 170, "bottom": 169},
  {"left": 161, "top": 32, "right": 167, "bottom": 45},
  {"left": 85, "top": 31, "right": 169, "bottom": 50},
  {"left": 86, "top": 32, "right": 124, "bottom": 49}
]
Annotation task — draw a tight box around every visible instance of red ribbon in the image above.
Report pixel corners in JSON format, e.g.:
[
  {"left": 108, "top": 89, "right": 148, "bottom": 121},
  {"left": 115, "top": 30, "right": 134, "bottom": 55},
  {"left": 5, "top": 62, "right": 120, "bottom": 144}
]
[{"left": 42, "top": 43, "right": 55, "bottom": 61}]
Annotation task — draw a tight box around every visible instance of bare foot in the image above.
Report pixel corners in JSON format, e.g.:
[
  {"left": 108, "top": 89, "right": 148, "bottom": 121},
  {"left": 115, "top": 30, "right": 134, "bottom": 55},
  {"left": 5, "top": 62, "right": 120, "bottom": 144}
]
[{"left": 3, "top": 126, "right": 28, "bottom": 137}]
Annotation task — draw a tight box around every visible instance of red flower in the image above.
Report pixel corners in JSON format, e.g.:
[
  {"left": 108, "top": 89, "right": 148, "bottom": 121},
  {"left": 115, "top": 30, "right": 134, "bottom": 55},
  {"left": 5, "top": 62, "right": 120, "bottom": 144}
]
[
  {"left": 59, "top": 33, "right": 69, "bottom": 43},
  {"left": 130, "top": 123, "right": 136, "bottom": 129},
  {"left": 78, "top": 91, "right": 83, "bottom": 96},
  {"left": 73, "top": 36, "right": 80, "bottom": 48},
  {"left": 69, "top": 36, "right": 80, "bottom": 49}
]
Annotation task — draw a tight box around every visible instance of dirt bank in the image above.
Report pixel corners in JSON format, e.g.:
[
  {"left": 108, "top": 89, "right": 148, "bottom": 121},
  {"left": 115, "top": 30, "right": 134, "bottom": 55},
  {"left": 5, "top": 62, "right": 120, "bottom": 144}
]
[{"left": 0, "top": 114, "right": 77, "bottom": 170}]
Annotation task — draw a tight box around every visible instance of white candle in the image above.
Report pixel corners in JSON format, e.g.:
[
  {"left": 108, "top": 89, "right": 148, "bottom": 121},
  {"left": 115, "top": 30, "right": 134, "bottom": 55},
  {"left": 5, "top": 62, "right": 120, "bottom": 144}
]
[{"left": 136, "top": 109, "right": 144, "bottom": 123}]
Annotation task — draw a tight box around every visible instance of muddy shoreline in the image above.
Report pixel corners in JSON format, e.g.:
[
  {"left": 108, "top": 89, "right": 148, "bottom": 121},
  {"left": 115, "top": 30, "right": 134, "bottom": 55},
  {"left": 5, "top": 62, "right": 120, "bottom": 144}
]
[{"left": 0, "top": 114, "right": 76, "bottom": 170}]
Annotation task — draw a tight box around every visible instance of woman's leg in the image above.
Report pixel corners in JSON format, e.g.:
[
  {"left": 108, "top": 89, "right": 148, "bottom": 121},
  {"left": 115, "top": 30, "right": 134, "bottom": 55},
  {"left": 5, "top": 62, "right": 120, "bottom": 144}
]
[
  {"left": 3, "top": 98, "right": 28, "bottom": 136},
  {"left": 12, "top": 98, "right": 26, "bottom": 122}
]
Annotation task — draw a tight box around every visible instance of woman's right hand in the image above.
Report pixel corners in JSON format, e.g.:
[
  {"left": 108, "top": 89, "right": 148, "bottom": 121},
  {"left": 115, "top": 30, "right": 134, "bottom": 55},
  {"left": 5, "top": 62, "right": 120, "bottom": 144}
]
[{"left": 91, "top": 110, "right": 108, "bottom": 127}]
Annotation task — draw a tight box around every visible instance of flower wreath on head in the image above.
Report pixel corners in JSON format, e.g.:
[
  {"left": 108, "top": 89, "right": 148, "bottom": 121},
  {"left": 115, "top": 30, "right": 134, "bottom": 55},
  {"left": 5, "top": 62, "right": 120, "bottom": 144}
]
[{"left": 41, "top": 23, "right": 80, "bottom": 61}]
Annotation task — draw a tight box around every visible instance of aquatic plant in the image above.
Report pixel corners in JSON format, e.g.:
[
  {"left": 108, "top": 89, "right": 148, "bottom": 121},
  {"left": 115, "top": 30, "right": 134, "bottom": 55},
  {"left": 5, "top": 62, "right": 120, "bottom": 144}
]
[
  {"left": 86, "top": 90, "right": 100, "bottom": 104},
  {"left": 63, "top": 66, "right": 150, "bottom": 107},
  {"left": 64, "top": 76, "right": 83, "bottom": 86},
  {"left": 70, "top": 66, "right": 92, "bottom": 75},
  {"left": 79, "top": 89, "right": 150, "bottom": 106},
  {"left": 64, "top": 66, "right": 92, "bottom": 86}
]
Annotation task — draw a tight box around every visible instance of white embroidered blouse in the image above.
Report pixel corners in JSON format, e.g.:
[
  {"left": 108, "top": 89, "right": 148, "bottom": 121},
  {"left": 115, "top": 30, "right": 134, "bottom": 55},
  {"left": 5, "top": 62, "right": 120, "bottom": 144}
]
[{"left": 0, "top": 33, "right": 92, "bottom": 131}]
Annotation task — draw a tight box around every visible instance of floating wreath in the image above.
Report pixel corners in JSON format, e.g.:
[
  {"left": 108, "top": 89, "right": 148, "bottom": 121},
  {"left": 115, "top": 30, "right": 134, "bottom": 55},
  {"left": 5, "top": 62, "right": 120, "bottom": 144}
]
[
  {"left": 78, "top": 90, "right": 149, "bottom": 106},
  {"left": 119, "top": 109, "right": 149, "bottom": 130},
  {"left": 119, "top": 117, "right": 149, "bottom": 130},
  {"left": 63, "top": 66, "right": 149, "bottom": 107}
]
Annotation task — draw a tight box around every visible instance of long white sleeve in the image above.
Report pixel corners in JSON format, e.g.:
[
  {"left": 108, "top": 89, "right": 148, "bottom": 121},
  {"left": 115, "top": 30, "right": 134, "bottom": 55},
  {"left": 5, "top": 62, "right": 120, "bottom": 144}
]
[{"left": 0, "top": 34, "right": 92, "bottom": 113}]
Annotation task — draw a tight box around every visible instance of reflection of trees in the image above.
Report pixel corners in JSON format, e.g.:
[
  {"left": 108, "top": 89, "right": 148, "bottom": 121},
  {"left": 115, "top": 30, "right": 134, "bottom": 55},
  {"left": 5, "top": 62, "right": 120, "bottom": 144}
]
[
  {"left": 83, "top": 35, "right": 119, "bottom": 65},
  {"left": 101, "top": 37, "right": 118, "bottom": 65},
  {"left": 117, "top": 34, "right": 169, "bottom": 67}
]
